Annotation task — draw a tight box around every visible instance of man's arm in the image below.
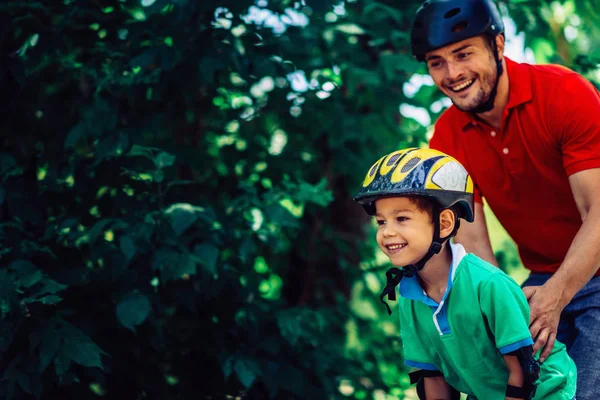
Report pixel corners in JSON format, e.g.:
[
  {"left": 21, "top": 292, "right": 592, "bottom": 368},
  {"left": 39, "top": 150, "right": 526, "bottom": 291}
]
[
  {"left": 454, "top": 202, "right": 498, "bottom": 266},
  {"left": 524, "top": 168, "right": 600, "bottom": 361},
  {"left": 423, "top": 376, "right": 453, "bottom": 399}
]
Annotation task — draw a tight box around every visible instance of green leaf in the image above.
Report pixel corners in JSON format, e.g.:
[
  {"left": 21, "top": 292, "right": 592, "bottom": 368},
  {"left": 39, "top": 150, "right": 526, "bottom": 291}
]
[
  {"left": 119, "top": 234, "right": 137, "bottom": 260},
  {"left": 64, "top": 341, "right": 104, "bottom": 369},
  {"left": 38, "top": 328, "right": 61, "bottom": 372},
  {"left": 284, "top": 179, "right": 333, "bottom": 207},
  {"left": 164, "top": 203, "right": 204, "bottom": 236},
  {"left": 38, "top": 295, "right": 63, "bottom": 305},
  {"left": 9, "top": 260, "right": 43, "bottom": 288},
  {"left": 363, "top": 3, "right": 404, "bottom": 22},
  {"left": 94, "top": 132, "right": 130, "bottom": 164},
  {"left": 276, "top": 310, "right": 304, "bottom": 346},
  {"left": 239, "top": 236, "right": 255, "bottom": 264},
  {"left": 15, "top": 372, "right": 31, "bottom": 395},
  {"left": 334, "top": 23, "right": 366, "bottom": 35},
  {"left": 194, "top": 243, "right": 219, "bottom": 275},
  {"left": 168, "top": 253, "right": 196, "bottom": 281},
  {"left": 0, "top": 154, "right": 22, "bottom": 179},
  {"left": 153, "top": 250, "right": 196, "bottom": 282},
  {"left": 55, "top": 319, "right": 106, "bottom": 370},
  {"left": 380, "top": 53, "right": 422, "bottom": 80},
  {"left": 152, "top": 169, "right": 164, "bottom": 183},
  {"left": 36, "top": 279, "right": 67, "bottom": 295},
  {"left": 221, "top": 356, "right": 234, "bottom": 378},
  {"left": 234, "top": 358, "right": 259, "bottom": 388},
  {"left": 127, "top": 144, "right": 157, "bottom": 159},
  {"left": 116, "top": 293, "right": 151, "bottom": 332},
  {"left": 53, "top": 349, "right": 71, "bottom": 380},
  {"left": 155, "top": 151, "right": 175, "bottom": 168},
  {"left": 346, "top": 67, "right": 382, "bottom": 95},
  {"left": 129, "top": 48, "right": 159, "bottom": 68},
  {"left": 64, "top": 122, "right": 86, "bottom": 148},
  {"left": 265, "top": 203, "right": 300, "bottom": 227},
  {"left": 88, "top": 219, "right": 114, "bottom": 243}
]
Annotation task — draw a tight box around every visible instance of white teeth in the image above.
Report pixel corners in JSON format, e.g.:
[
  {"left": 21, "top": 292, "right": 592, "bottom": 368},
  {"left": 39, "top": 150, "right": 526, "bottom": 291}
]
[
  {"left": 387, "top": 244, "right": 406, "bottom": 250},
  {"left": 451, "top": 79, "right": 474, "bottom": 91}
]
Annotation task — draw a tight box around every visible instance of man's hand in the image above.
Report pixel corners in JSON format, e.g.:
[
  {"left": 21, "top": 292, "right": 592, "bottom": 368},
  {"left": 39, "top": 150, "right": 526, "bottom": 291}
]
[{"left": 522, "top": 283, "right": 566, "bottom": 362}]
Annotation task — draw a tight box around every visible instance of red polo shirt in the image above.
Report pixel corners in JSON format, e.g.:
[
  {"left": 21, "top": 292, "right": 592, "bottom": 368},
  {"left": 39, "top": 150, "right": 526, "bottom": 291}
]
[{"left": 430, "top": 57, "right": 600, "bottom": 274}]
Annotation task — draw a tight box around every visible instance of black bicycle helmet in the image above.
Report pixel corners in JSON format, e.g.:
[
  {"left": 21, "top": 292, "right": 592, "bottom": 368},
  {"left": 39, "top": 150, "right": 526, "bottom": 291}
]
[{"left": 411, "top": 0, "right": 504, "bottom": 61}]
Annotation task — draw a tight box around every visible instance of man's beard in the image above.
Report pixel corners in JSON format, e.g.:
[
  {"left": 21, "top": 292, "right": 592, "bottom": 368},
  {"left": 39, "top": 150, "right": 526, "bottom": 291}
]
[
  {"left": 451, "top": 68, "right": 498, "bottom": 113},
  {"left": 451, "top": 54, "right": 500, "bottom": 113}
]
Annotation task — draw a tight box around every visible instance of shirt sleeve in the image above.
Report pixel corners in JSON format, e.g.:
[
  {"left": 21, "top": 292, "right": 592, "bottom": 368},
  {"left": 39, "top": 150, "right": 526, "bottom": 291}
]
[
  {"left": 479, "top": 274, "right": 534, "bottom": 354},
  {"left": 429, "top": 120, "right": 483, "bottom": 204},
  {"left": 549, "top": 74, "right": 600, "bottom": 176},
  {"left": 399, "top": 303, "right": 439, "bottom": 370}
]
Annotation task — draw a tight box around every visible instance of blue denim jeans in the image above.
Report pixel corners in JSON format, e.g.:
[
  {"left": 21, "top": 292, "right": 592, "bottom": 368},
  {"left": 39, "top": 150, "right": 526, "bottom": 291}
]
[{"left": 523, "top": 273, "right": 600, "bottom": 400}]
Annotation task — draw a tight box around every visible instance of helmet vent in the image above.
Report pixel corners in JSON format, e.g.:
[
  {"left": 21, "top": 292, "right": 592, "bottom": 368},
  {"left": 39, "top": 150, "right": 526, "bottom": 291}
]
[
  {"left": 444, "top": 8, "right": 461, "bottom": 19},
  {"left": 386, "top": 153, "right": 401, "bottom": 166},
  {"left": 401, "top": 157, "right": 421, "bottom": 173},
  {"left": 369, "top": 164, "right": 378, "bottom": 176},
  {"left": 451, "top": 21, "right": 469, "bottom": 32}
]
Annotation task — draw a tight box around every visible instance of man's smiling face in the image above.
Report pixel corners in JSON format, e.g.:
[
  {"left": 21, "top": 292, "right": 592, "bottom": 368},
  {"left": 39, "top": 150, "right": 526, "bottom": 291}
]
[{"left": 425, "top": 36, "right": 500, "bottom": 112}]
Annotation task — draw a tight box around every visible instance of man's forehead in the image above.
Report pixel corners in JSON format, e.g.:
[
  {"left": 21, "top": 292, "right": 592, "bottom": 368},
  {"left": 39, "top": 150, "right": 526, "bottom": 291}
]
[{"left": 425, "top": 37, "right": 485, "bottom": 58}]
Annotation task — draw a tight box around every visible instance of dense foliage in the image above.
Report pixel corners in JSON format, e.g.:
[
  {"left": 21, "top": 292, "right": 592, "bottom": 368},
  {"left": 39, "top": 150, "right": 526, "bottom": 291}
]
[{"left": 1, "top": 0, "right": 598, "bottom": 399}]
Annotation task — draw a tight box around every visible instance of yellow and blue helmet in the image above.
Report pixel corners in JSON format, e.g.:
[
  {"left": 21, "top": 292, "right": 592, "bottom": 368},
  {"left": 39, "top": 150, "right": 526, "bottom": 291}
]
[{"left": 353, "top": 148, "right": 474, "bottom": 222}]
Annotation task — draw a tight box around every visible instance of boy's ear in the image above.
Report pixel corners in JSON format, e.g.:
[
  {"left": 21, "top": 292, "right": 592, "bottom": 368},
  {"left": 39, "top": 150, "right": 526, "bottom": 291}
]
[{"left": 438, "top": 209, "right": 456, "bottom": 240}]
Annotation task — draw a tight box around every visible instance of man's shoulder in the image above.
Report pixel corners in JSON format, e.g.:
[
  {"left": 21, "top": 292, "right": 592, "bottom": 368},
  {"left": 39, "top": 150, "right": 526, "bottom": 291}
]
[
  {"left": 512, "top": 59, "right": 580, "bottom": 85},
  {"left": 524, "top": 61, "right": 576, "bottom": 77}
]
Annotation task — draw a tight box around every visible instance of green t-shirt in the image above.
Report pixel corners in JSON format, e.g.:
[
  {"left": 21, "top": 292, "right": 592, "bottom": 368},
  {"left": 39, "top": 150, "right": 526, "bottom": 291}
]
[{"left": 398, "top": 242, "right": 576, "bottom": 399}]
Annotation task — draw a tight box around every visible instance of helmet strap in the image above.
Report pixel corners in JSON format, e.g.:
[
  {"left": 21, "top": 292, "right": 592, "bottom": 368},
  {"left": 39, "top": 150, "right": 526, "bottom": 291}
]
[{"left": 471, "top": 36, "right": 504, "bottom": 114}]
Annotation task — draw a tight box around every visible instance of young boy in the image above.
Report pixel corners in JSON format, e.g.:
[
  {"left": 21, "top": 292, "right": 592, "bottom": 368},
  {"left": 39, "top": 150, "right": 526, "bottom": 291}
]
[{"left": 353, "top": 148, "right": 576, "bottom": 400}]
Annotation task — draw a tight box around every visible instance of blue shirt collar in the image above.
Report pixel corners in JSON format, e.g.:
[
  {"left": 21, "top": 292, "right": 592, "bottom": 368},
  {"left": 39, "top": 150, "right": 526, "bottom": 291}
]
[{"left": 398, "top": 241, "right": 467, "bottom": 306}]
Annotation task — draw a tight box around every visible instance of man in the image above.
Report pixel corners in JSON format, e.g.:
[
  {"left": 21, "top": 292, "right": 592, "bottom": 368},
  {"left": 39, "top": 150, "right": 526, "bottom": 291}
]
[{"left": 411, "top": 0, "right": 600, "bottom": 398}]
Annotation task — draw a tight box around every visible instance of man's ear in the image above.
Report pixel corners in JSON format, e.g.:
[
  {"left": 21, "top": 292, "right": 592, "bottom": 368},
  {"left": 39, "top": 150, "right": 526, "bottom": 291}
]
[
  {"left": 439, "top": 209, "right": 456, "bottom": 240},
  {"left": 495, "top": 34, "right": 505, "bottom": 58}
]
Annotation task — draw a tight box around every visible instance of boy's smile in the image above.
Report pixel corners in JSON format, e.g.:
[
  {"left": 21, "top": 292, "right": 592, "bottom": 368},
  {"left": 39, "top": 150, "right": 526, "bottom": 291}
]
[
  {"left": 375, "top": 197, "right": 434, "bottom": 267},
  {"left": 385, "top": 243, "right": 407, "bottom": 253}
]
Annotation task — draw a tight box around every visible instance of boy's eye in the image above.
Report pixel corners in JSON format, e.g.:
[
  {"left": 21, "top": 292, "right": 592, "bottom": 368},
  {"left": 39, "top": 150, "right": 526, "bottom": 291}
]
[
  {"left": 376, "top": 219, "right": 385, "bottom": 226},
  {"left": 396, "top": 216, "right": 408, "bottom": 222}
]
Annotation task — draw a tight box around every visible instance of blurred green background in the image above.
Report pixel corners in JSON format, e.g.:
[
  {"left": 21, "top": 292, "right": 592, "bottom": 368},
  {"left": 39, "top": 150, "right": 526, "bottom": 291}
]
[{"left": 1, "top": 0, "right": 598, "bottom": 399}]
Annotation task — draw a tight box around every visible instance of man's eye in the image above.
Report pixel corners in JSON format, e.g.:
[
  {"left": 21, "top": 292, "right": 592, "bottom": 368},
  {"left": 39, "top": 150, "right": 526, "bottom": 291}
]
[
  {"left": 458, "top": 52, "right": 471, "bottom": 59},
  {"left": 428, "top": 61, "right": 441, "bottom": 68}
]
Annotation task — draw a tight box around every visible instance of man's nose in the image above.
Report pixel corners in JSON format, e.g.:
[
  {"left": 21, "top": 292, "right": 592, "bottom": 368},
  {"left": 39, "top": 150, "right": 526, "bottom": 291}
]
[{"left": 446, "top": 61, "right": 465, "bottom": 81}]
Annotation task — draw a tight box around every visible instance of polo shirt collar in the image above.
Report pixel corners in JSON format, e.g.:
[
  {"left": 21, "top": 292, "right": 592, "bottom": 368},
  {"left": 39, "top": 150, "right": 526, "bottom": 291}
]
[
  {"left": 399, "top": 241, "right": 467, "bottom": 305},
  {"left": 454, "top": 56, "right": 533, "bottom": 130}
]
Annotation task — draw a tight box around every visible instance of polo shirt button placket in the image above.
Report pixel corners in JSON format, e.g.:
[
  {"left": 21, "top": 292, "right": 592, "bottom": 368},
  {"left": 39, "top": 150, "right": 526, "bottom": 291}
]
[
  {"left": 490, "top": 130, "right": 497, "bottom": 137},
  {"left": 503, "top": 147, "right": 509, "bottom": 155}
]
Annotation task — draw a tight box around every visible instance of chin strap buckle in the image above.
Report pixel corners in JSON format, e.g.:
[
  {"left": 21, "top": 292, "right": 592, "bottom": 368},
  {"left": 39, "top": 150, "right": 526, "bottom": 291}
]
[{"left": 430, "top": 241, "right": 443, "bottom": 254}]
